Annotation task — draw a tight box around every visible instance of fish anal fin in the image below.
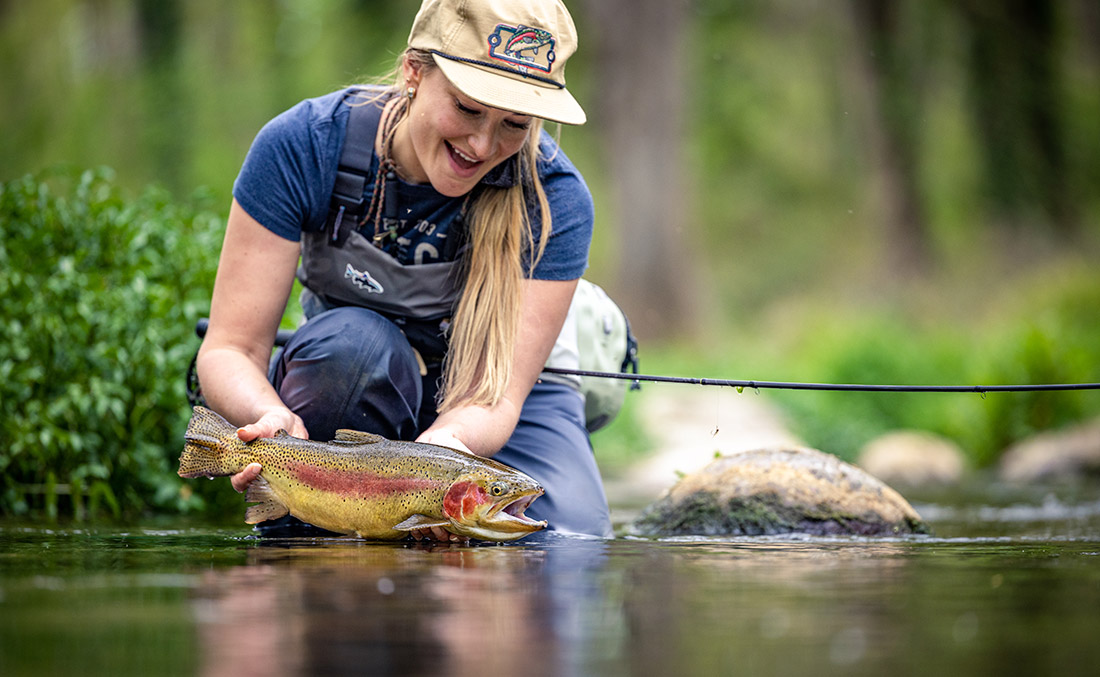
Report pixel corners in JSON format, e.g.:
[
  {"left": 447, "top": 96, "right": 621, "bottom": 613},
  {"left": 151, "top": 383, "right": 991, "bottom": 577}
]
[
  {"left": 243, "top": 476, "right": 289, "bottom": 524},
  {"left": 392, "top": 514, "right": 450, "bottom": 532},
  {"left": 334, "top": 429, "right": 384, "bottom": 444}
]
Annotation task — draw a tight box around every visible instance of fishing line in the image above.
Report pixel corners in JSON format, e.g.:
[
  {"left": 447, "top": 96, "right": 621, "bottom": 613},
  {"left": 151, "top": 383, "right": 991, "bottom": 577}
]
[
  {"left": 541, "top": 367, "right": 1100, "bottom": 394},
  {"left": 711, "top": 389, "right": 720, "bottom": 436}
]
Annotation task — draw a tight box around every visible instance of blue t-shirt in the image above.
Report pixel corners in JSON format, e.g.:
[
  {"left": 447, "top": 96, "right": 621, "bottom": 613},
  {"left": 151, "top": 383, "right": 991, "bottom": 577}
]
[{"left": 233, "top": 87, "right": 593, "bottom": 281}]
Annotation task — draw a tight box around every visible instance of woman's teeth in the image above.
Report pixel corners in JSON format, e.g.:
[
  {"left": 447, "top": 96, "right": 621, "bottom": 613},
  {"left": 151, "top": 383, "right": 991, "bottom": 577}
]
[{"left": 452, "top": 146, "right": 479, "bottom": 164}]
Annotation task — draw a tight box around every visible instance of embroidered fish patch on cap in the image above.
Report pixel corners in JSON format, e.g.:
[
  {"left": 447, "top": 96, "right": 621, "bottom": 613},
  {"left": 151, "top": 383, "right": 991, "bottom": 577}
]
[{"left": 487, "top": 24, "right": 556, "bottom": 74}]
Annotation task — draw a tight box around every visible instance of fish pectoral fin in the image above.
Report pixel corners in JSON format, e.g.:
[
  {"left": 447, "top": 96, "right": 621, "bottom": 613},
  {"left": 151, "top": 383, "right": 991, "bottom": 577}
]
[
  {"left": 333, "top": 429, "right": 385, "bottom": 444},
  {"left": 392, "top": 514, "right": 450, "bottom": 532},
  {"left": 243, "top": 476, "right": 290, "bottom": 524}
]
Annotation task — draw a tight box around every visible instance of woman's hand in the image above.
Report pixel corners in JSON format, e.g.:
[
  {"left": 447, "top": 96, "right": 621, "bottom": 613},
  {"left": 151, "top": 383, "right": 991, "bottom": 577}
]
[
  {"left": 231, "top": 463, "right": 263, "bottom": 493},
  {"left": 409, "top": 525, "right": 469, "bottom": 544},
  {"left": 236, "top": 407, "right": 308, "bottom": 442},
  {"left": 229, "top": 408, "right": 308, "bottom": 493},
  {"left": 415, "top": 427, "right": 473, "bottom": 454}
]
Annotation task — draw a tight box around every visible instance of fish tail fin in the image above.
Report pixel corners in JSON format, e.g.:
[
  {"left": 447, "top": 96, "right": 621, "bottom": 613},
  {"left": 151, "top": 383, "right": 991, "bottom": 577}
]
[
  {"left": 244, "top": 476, "right": 289, "bottom": 524},
  {"left": 177, "top": 406, "right": 249, "bottom": 478}
]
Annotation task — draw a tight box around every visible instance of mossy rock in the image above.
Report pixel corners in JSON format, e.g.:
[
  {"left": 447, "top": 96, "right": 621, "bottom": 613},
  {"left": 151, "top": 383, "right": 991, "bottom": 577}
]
[{"left": 632, "top": 447, "right": 929, "bottom": 537}]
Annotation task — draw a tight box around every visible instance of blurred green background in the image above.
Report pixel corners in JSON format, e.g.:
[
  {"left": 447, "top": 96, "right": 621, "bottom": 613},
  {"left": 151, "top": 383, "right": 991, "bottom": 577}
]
[{"left": 2, "top": 0, "right": 1098, "bottom": 519}]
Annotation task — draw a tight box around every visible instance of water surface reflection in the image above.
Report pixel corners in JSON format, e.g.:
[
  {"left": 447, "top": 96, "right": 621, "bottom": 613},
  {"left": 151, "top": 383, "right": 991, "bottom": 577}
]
[
  {"left": 2, "top": 497, "right": 1099, "bottom": 676},
  {"left": 184, "top": 530, "right": 1100, "bottom": 676},
  {"left": 192, "top": 534, "right": 623, "bottom": 677}
]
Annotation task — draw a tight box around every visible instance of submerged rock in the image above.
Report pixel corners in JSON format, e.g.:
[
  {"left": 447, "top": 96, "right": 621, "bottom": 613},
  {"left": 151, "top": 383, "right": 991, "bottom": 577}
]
[
  {"left": 999, "top": 418, "right": 1100, "bottom": 482},
  {"left": 857, "top": 430, "right": 966, "bottom": 487},
  {"left": 632, "top": 447, "right": 928, "bottom": 537}
]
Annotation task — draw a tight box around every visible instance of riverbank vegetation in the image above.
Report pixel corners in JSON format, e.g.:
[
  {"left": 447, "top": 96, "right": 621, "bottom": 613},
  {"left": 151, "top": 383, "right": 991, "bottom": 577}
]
[{"left": 0, "top": 169, "right": 227, "bottom": 518}]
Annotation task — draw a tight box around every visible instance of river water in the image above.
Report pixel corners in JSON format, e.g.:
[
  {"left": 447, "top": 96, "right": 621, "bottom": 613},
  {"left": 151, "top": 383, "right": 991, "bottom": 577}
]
[{"left": 2, "top": 483, "right": 1099, "bottom": 676}]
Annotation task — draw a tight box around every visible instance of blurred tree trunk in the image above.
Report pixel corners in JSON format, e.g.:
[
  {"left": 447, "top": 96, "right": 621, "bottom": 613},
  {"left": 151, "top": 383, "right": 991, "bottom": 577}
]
[
  {"left": 1076, "top": 0, "right": 1100, "bottom": 68},
  {"left": 955, "top": 0, "right": 1077, "bottom": 238},
  {"left": 575, "top": 0, "right": 699, "bottom": 342},
  {"left": 848, "top": 0, "right": 931, "bottom": 278},
  {"left": 135, "top": 0, "right": 187, "bottom": 193}
]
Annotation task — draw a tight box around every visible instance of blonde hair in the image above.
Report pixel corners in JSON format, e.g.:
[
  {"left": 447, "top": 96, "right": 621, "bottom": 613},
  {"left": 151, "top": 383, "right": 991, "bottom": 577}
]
[{"left": 393, "top": 50, "right": 553, "bottom": 412}]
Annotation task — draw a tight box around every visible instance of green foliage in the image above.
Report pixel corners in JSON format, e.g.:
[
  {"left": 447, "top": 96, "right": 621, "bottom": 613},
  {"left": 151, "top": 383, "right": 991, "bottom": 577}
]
[
  {"left": 718, "top": 264, "right": 1100, "bottom": 467},
  {"left": 0, "top": 167, "right": 237, "bottom": 519}
]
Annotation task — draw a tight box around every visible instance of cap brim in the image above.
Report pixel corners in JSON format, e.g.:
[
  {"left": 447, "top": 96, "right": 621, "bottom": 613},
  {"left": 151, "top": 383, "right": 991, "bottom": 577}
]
[{"left": 432, "top": 54, "right": 586, "bottom": 126}]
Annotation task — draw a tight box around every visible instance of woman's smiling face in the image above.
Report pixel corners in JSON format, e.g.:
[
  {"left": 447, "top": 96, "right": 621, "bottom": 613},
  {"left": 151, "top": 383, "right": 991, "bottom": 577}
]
[{"left": 392, "top": 60, "right": 534, "bottom": 197}]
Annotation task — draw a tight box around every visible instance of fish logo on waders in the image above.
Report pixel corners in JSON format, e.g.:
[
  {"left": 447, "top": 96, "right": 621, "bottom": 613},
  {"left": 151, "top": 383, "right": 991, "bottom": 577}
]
[
  {"left": 486, "top": 24, "right": 556, "bottom": 74},
  {"left": 345, "top": 263, "right": 383, "bottom": 294}
]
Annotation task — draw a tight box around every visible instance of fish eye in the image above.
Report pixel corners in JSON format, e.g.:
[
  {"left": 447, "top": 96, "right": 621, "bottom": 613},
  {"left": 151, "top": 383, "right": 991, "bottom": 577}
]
[{"left": 489, "top": 482, "right": 507, "bottom": 497}]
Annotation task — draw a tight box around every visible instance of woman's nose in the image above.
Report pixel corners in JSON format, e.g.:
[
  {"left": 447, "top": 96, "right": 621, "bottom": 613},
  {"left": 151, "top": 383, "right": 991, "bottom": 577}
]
[{"left": 467, "top": 124, "right": 496, "bottom": 158}]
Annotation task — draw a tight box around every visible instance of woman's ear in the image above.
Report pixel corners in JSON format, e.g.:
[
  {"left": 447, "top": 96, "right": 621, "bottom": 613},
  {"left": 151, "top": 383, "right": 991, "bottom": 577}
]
[{"left": 401, "top": 58, "right": 422, "bottom": 89}]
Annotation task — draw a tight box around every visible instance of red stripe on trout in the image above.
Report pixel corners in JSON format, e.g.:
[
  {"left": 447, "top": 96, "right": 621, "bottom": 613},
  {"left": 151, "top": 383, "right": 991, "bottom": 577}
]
[{"left": 288, "top": 461, "right": 444, "bottom": 498}]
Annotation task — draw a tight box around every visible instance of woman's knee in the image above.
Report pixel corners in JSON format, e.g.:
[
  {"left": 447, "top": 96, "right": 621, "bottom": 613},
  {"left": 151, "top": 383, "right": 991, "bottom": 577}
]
[{"left": 271, "top": 307, "right": 424, "bottom": 440}]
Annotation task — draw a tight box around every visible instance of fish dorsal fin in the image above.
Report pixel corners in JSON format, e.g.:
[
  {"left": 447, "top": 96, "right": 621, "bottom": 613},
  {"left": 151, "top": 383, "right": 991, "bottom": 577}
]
[
  {"left": 392, "top": 514, "right": 450, "bottom": 532},
  {"left": 334, "top": 429, "right": 385, "bottom": 444},
  {"left": 274, "top": 429, "right": 291, "bottom": 438}
]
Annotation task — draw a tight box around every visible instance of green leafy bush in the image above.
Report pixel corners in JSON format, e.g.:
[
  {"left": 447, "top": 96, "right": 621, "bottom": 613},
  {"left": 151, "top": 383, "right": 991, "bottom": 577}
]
[{"left": 0, "top": 167, "right": 234, "bottom": 519}]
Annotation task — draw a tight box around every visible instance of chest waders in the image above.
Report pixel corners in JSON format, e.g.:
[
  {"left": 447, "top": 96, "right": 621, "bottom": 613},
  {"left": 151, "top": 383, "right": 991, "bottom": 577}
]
[{"left": 294, "top": 89, "right": 461, "bottom": 365}]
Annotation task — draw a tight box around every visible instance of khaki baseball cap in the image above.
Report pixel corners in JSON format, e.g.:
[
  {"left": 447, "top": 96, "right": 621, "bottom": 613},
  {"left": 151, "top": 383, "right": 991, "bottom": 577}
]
[{"left": 407, "top": 0, "right": 586, "bottom": 125}]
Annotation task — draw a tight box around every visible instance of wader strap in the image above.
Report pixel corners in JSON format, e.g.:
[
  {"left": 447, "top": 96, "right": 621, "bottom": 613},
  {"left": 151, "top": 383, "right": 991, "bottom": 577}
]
[{"left": 327, "top": 89, "right": 386, "bottom": 247}]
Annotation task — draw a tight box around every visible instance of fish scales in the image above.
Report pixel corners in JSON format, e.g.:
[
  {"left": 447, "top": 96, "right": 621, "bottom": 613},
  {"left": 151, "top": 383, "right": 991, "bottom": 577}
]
[
  {"left": 178, "top": 406, "right": 546, "bottom": 541},
  {"left": 243, "top": 437, "right": 478, "bottom": 535}
]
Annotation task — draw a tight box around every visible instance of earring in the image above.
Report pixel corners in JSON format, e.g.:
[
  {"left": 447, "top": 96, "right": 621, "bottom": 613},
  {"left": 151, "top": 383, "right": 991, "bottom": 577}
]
[{"left": 406, "top": 86, "right": 417, "bottom": 100}]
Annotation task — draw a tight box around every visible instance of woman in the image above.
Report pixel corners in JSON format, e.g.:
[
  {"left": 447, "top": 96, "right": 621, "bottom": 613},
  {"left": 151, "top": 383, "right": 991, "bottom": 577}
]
[{"left": 196, "top": 0, "right": 612, "bottom": 539}]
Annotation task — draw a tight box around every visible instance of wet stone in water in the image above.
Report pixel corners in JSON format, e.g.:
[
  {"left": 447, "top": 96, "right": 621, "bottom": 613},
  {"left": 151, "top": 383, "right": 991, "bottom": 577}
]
[{"left": 632, "top": 447, "right": 929, "bottom": 537}]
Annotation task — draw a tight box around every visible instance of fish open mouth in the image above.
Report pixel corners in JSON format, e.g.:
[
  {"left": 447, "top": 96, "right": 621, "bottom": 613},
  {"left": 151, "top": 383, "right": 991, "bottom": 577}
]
[{"left": 493, "top": 488, "right": 545, "bottom": 527}]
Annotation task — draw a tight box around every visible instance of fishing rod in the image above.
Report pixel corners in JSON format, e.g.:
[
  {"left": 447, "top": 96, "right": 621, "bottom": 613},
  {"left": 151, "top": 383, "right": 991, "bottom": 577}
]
[
  {"left": 193, "top": 319, "right": 1100, "bottom": 395},
  {"left": 541, "top": 367, "right": 1100, "bottom": 394}
]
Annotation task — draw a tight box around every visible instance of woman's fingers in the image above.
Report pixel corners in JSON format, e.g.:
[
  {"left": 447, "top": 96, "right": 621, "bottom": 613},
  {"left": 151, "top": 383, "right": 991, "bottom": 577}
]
[
  {"left": 230, "top": 463, "right": 263, "bottom": 493},
  {"left": 408, "top": 526, "right": 469, "bottom": 544},
  {"left": 236, "top": 409, "right": 308, "bottom": 442}
]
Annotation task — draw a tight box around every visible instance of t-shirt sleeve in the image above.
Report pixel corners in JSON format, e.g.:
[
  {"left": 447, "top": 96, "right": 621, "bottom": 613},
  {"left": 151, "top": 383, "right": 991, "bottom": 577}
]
[
  {"left": 529, "top": 138, "right": 594, "bottom": 281},
  {"left": 232, "top": 99, "right": 337, "bottom": 242}
]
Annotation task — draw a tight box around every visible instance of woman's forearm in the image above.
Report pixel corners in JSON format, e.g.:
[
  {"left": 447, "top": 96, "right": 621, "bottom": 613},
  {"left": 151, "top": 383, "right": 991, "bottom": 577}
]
[
  {"left": 196, "top": 344, "right": 283, "bottom": 427},
  {"left": 197, "top": 199, "right": 306, "bottom": 439},
  {"left": 418, "top": 396, "right": 524, "bottom": 457}
]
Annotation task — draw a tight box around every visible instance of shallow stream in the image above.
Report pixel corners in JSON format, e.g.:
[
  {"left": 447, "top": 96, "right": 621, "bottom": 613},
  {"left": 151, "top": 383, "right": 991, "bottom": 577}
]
[{"left": 2, "top": 482, "right": 1099, "bottom": 676}]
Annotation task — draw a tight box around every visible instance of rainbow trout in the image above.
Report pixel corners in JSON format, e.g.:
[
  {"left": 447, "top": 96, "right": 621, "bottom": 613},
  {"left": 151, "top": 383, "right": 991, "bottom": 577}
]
[{"left": 178, "top": 406, "right": 546, "bottom": 541}]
